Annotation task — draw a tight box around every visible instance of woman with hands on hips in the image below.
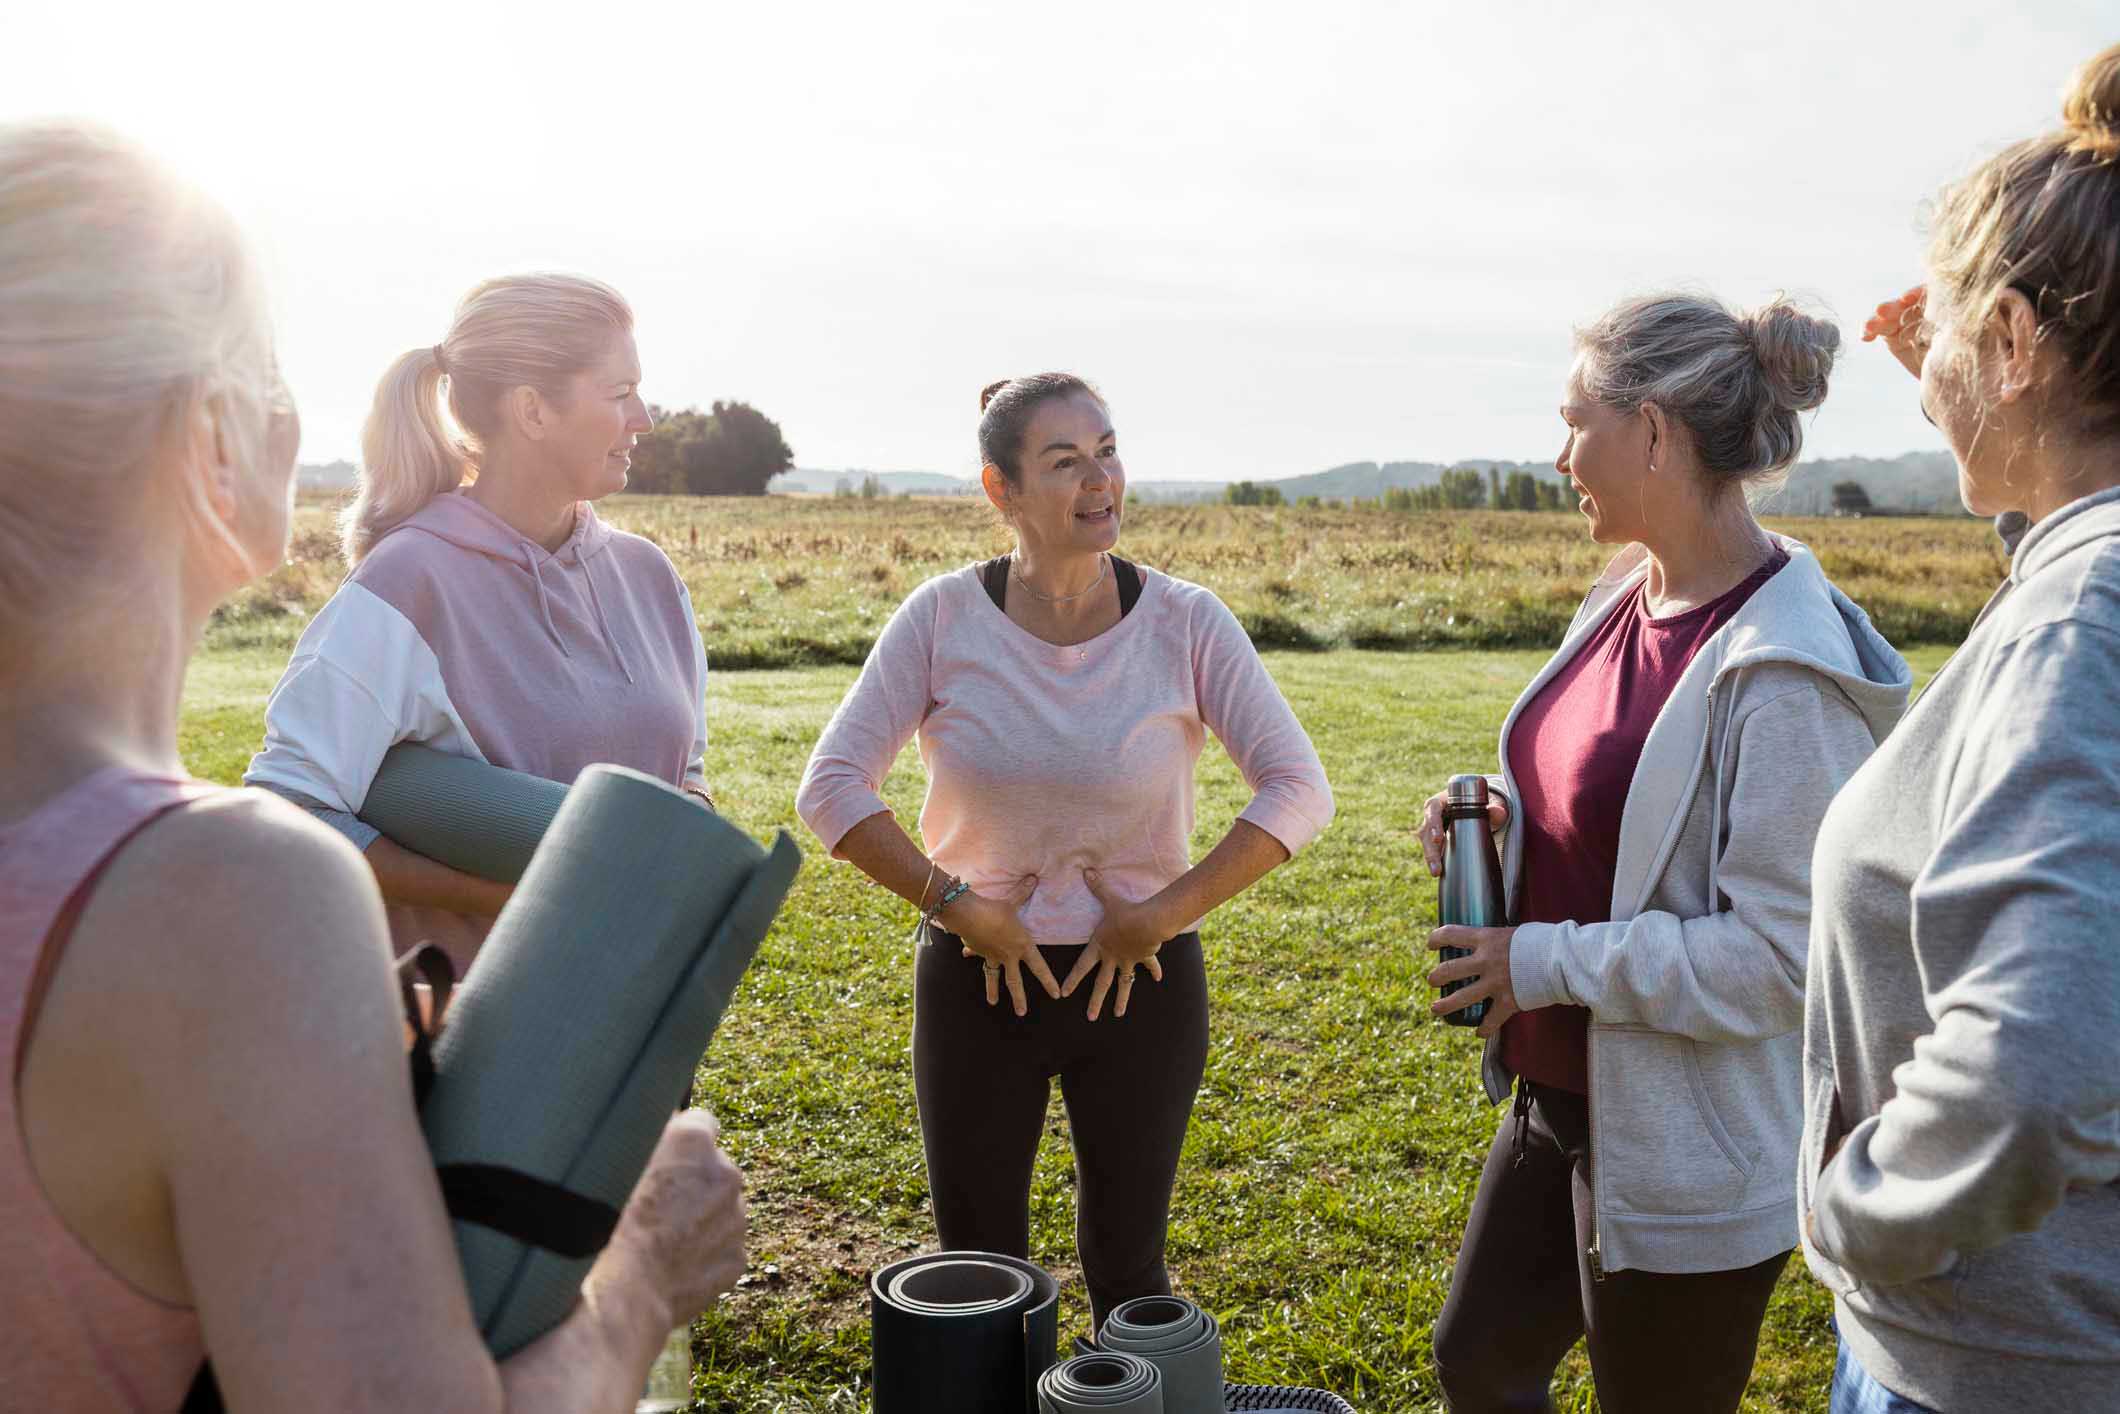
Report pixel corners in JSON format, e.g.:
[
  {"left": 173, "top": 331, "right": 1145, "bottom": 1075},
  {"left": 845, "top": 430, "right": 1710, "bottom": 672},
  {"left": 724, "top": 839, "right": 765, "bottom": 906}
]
[
  {"left": 1415, "top": 295, "right": 1911, "bottom": 1414},
  {"left": 795, "top": 373, "right": 1333, "bottom": 1329}
]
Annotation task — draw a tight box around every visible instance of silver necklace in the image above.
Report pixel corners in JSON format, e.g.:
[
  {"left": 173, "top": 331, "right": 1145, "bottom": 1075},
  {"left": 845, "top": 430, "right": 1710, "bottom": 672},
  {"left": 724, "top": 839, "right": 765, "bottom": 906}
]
[{"left": 1010, "top": 553, "right": 1108, "bottom": 604}]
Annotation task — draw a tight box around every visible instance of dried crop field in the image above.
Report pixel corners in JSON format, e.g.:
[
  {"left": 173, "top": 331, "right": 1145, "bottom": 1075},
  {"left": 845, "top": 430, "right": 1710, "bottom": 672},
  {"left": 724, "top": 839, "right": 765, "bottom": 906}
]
[{"left": 212, "top": 495, "right": 2003, "bottom": 667}]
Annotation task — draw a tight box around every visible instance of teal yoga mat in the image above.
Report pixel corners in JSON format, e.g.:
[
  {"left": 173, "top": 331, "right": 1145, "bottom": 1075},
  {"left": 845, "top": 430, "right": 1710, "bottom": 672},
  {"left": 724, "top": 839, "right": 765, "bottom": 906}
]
[
  {"left": 360, "top": 743, "right": 568, "bottom": 883},
  {"left": 416, "top": 761, "right": 800, "bottom": 1356}
]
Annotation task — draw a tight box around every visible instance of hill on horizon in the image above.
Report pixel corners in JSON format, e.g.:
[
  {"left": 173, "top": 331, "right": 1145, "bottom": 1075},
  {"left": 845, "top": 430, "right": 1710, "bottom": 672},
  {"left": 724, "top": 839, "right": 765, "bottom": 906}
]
[{"left": 302, "top": 450, "right": 1965, "bottom": 515}]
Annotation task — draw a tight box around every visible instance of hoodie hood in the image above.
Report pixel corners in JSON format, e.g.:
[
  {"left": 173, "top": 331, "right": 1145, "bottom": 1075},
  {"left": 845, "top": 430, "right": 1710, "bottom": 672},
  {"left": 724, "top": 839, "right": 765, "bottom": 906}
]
[
  {"left": 376, "top": 492, "right": 635, "bottom": 682},
  {"left": 2010, "top": 483, "right": 2120, "bottom": 586}
]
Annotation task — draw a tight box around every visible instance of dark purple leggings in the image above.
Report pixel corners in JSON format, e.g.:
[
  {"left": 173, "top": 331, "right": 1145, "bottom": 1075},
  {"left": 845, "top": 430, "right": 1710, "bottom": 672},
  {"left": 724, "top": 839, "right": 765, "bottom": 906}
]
[
  {"left": 1431, "top": 1082, "right": 1790, "bottom": 1414},
  {"left": 912, "top": 928, "right": 1209, "bottom": 1330}
]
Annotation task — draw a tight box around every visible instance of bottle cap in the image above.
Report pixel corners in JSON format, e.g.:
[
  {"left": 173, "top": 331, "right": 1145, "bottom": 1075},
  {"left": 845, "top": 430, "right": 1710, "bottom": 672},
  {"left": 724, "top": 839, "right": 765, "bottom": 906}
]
[{"left": 1447, "top": 774, "right": 1489, "bottom": 806}]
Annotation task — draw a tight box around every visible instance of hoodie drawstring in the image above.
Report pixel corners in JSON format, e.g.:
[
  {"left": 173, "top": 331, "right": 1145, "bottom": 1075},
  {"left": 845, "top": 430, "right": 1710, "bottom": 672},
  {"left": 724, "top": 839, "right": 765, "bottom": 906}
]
[
  {"left": 583, "top": 552, "right": 636, "bottom": 684},
  {"left": 1511, "top": 1078, "right": 1535, "bottom": 1170},
  {"left": 520, "top": 544, "right": 571, "bottom": 660}
]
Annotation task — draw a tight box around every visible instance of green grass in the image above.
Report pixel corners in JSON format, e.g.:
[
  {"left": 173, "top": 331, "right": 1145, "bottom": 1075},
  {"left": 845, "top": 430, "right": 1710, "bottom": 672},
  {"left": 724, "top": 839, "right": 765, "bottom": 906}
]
[{"left": 177, "top": 642, "right": 1952, "bottom": 1413}]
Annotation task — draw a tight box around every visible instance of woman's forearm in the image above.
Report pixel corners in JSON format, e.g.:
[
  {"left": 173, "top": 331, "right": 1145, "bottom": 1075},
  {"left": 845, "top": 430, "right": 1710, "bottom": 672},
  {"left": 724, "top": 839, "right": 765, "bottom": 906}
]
[
  {"left": 830, "top": 811, "right": 941, "bottom": 911},
  {"left": 364, "top": 835, "right": 514, "bottom": 917},
  {"left": 1145, "top": 820, "right": 1289, "bottom": 933},
  {"left": 497, "top": 1250, "right": 672, "bottom": 1414}
]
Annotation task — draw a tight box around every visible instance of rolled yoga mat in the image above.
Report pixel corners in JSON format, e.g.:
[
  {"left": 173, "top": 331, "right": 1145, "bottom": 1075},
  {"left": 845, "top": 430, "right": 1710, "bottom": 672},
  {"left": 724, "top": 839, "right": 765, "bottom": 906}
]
[
  {"left": 870, "top": 1251, "right": 1061, "bottom": 1413},
  {"left": 359, "top": 742, "right": 569, "bottom": 883},
  {"left": 418, "top": 762, "right": 801, "bottom": 1356},
  {"left": 1096, "top": 1297, "right": 1223, "bottom": 1414},
  {"left": 1038, "top": 1352, "right": 1163, "bottom": 1413}
]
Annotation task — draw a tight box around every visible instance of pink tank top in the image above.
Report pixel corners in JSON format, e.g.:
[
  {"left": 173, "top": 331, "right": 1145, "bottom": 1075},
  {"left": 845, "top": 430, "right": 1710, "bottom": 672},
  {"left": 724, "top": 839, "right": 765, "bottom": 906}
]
[{"left": 1, "top": 767, "right": 217, "bottom": 1412}]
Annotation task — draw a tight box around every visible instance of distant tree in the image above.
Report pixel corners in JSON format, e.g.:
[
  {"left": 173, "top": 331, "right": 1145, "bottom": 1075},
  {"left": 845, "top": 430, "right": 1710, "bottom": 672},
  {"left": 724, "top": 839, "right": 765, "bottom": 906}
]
[
  {"left": 859, "top": 473, "right": 884, "bottom": 500},
  {"left": 1535, "top": 478, "right": 1563, "bottom": 512},
  {"left": 1297, "top": 494, "right": 1322, "bottom": 509},
  {"left": 630, "top": 400, "right": 794, "bottom": 496},
  {"left": 1831, "top": 480, "right": 1874, "bottom": 516},
  {"left": 1505, "top": 470, "right": 1540, "bottom": 511},
  {"left": 1439, "top": 468, "right": 1487, "bottom": 510},
  {"left": 1224, "top": 480, "right": 1285, "bottom": 507},
  {"left": 833, "top": 476, "right": 854, "bottom": 498},
  {"left": 1487, "top": 466, "right": 1504, "bottom": 509}
]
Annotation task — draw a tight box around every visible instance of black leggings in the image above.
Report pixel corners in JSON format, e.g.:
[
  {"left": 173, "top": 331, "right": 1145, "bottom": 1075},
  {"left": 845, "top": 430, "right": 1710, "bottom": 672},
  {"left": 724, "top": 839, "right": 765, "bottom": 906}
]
[
  {"left": 1431, "top": 1082, "right": 1790, "bottom": 1414},
  {"left": 912, "top": 928, "right": 1209, "bottom": 1330}
]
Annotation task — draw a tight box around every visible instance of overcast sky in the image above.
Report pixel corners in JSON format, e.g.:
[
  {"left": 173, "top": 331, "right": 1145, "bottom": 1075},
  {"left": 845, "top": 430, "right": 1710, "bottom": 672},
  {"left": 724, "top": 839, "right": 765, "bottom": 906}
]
[{"left": 4, "top": 1, "right": 2111, "bottom": 480}]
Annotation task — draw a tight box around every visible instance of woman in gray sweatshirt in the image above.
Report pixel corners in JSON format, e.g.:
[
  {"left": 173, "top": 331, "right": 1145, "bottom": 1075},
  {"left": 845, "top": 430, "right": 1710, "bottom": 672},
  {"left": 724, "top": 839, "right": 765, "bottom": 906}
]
[{"left": 1802, "top": 43, "right": 2120, "bottom": 1414}]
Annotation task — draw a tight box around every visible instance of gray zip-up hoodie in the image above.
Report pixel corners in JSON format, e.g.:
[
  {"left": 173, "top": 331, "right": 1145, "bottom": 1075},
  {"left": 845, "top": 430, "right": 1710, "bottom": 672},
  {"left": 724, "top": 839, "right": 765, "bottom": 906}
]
[
  {"left": 1802, "top": 486, "right": 2120, "bottom": 1413},
  {"left": 1479, "top": 535, "right": 1911, "bottom": 1276}
]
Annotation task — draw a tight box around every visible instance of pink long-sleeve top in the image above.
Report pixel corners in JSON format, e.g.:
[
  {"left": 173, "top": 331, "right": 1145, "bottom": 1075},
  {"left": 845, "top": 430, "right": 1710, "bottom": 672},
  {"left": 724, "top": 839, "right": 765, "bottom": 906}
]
[{"left": 796, "top": 563, "right": 1334, "bottom": 944}]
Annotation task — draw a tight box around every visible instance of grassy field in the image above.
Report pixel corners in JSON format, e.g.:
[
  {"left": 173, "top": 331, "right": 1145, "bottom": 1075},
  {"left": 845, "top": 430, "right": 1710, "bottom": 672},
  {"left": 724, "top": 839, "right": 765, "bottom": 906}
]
[
  {"left": 211, "top": 495, "right": 2005, "bottom": 668},
  {"left": 179, "top": 626, "right": 1953, "bottom": 1412}
]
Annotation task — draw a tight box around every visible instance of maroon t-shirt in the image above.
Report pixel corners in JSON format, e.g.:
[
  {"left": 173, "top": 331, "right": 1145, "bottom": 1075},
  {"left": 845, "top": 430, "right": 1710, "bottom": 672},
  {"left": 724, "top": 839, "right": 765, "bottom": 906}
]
[{"left": 1500, "top": 550, "right": 1788, "bottom": 1094}]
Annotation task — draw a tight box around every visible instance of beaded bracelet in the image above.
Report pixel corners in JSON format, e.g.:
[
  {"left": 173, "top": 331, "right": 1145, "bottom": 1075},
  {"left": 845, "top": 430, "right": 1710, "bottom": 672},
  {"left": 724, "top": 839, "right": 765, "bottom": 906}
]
[{"left": 921, "top": 876, "right": 973, "bottom": 941}]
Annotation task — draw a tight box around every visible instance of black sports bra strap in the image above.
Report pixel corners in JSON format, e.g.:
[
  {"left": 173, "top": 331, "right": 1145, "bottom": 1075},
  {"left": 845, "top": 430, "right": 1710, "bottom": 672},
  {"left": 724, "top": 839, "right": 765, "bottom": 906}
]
[{"left": 981, "top": 554, "right": 1141, "bottom": 618}]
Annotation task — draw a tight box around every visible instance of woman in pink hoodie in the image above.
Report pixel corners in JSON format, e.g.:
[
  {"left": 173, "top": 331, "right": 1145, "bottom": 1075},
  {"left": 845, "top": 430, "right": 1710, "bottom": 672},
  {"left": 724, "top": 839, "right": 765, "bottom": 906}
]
[{"left": 246, "top": 274, "right": 713, "bottom": 972}]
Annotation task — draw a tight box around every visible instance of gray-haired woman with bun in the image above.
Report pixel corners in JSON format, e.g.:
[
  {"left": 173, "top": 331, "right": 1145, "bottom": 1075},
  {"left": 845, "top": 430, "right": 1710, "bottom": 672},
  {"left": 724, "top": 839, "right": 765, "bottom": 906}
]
[{"left": 1413, "top": 294, "right": 1911, "bottom": 1413}]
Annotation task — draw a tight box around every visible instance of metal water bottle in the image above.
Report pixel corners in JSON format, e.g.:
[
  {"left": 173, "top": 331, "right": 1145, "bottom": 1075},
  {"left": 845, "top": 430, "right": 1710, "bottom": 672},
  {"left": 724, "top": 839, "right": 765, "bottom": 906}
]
[{"left": 1437, "top": 774, "right": 1505, "bottom": 1028}]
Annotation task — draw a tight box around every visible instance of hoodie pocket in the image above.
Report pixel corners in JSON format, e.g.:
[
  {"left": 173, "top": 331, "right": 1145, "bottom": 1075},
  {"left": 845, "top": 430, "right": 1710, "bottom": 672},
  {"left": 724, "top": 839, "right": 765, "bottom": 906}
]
[{"left": 1597, "top": 1028, "right": 1755, "bottom": 1217}]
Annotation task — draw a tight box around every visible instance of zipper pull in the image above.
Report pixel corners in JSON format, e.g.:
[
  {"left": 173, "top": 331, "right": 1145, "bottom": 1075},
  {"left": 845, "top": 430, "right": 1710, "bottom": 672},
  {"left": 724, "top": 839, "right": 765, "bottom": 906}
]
[{"left": 1587, "top": 1241, "right": 1607, "bottom": 1283}]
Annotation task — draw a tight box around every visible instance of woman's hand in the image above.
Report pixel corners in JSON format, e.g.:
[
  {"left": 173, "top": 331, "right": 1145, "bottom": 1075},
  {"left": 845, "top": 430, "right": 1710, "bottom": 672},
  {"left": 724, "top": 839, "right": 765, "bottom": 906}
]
[
  {"left": 1426, "top": 924, "right": 1522, "bottom": 1038},
  {"left": 1861, "top": 285, "right": 1928, "bottom": 379},
  {"left": 1064, "top": 869, "right": 1171, "bottom": 1021},
  {"left": 1416, "top": 788, "right": 1509, "bottom": 878},
  {"left": 595, "top": 1110, "right": 748, "bottom": 1324},
  {"left": 942, "top": 875, "right": 1062, "bottom": 1017}
]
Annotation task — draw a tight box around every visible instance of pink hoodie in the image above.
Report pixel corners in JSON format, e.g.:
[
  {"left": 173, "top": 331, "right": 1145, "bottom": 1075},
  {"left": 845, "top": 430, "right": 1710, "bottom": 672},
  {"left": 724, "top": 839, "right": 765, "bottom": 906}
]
[{"left": 246, "top": 493, "right": 708, "bottom": 964}]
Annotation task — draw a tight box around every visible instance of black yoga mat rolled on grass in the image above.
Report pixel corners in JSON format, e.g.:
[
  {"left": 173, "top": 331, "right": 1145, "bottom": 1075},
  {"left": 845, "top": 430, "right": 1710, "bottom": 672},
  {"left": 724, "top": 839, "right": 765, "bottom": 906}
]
[{"left": 871, "top": 1251, "right": 1062, "bottom": 1413}]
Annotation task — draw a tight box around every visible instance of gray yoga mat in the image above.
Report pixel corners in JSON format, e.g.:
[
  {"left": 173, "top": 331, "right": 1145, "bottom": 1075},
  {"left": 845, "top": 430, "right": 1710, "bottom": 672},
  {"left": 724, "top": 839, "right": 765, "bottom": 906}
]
[
  {"left": 1096, "top": 1297, "right": 1222, "bottom": 1414},
  {"left": 1038, "top": 1352, "right": 1163, "bottom": 1413},
  {"left": 418, "top": 761, "right": 801, "bottom": 1356},
  {"left": 360, "top": 743, "right": 568, "bottom": 883},
  {"left": 870, "top": 1251, "right": 1061, "bottom": 1413}
]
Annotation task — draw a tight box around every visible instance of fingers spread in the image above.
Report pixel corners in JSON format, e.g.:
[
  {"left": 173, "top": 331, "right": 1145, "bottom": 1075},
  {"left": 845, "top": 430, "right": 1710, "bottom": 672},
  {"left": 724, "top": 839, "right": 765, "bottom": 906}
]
[
  {"left": 1143, "top": 954, "right": 1164, "bottom": 983},
  {"left": 1086, "top": 960, "right": 1116, "bottom": 1021},
  {"left": 1009, "top": 873, "right": 1040, "bottom": 906},
  {"left": 984, "top": 965, "right": 1001, "bottom": 1007},
  {"left": 1005, "top": 959, "right": 1028, "bottom": 1017},
  {"left": 1060, "top": 944, "right": 1101, "bottom": 997},
  {"left": 1023, "top": 946, "right": 1063, "bottom": 999}
]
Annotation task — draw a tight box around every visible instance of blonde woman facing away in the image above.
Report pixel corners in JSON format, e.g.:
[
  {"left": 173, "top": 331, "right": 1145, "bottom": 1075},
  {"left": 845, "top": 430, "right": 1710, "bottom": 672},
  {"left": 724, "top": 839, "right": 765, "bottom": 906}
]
[
  {"left": 1415, "top": 295, "right": 1911, "bottom": 1414},
  {"left": 0, "top": 122, "right": 742, "bottom": 1413},
  {"left": 796, "top": 375, "right": 1334, "bottom": 1330},
  {"left": 1805, "top": 45, "right": 2120, "bottom": 1414},
  {"left": 244, "top": 274, "right": 712, "bottom": 974}
]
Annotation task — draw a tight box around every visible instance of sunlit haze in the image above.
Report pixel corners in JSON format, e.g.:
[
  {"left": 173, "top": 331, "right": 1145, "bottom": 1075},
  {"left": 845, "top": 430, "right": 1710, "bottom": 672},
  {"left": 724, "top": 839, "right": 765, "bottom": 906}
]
[{"left": 4, "top": 1, "right": 2110, "bottom": 480}]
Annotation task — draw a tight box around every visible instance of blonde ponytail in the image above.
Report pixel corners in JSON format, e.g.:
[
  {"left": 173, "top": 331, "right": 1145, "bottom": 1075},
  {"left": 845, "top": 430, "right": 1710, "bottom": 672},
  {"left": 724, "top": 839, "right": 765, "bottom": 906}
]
[
  {"left": 342, "top": 345, "right": 469, "bottom": 562},
  {"left": 342, "top": 272, "right": 633, "bottom": 563}
]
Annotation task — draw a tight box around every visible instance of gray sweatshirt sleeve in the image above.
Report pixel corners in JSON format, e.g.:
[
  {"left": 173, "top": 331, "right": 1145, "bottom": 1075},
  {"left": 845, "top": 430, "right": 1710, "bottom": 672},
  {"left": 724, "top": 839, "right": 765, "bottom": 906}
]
[
  {"left": 251, "top": 780, "right": 382, "bottom": 853},
  {"left": 1510, "top": 681, "right": 1876, "bottom": 1043},
  {"left": 1809, "top": 620, "right": 2120, "bottom": 1285}
]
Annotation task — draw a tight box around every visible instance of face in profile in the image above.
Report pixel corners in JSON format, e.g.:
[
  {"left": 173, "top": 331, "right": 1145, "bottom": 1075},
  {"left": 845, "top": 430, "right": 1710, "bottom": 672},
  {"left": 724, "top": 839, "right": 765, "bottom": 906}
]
[
  {"left": 1556, "top": 363, "right": 1651, "bottom": 546},
  {"left": 1002, "top": 391, "right": 1125, "bottom": 554},
  {"left": 545, "top": 330, "right": 653, "bottom": 501},
  {"left": 1917, "top": 305, "right": 2016, "bottom": 519}
]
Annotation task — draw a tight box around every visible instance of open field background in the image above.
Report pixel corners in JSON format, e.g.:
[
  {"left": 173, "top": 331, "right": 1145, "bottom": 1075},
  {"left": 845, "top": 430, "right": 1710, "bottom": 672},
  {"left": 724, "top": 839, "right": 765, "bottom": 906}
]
[
  {"left": 211, "top": 495, "right": 2004, "bottom": 668},
  {"left": 180, "top": 496, "right": 1968, "bottom": 1412}
]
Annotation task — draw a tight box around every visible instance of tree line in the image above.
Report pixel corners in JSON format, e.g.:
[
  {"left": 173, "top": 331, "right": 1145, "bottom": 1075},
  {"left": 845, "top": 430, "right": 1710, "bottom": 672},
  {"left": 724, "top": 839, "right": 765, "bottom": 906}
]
[
  {"left": 624, "top": 402, "right": 795, "bottom": 496},
  {"left": 1225, "top": 466, "right": 1581, "bottom": 512}
]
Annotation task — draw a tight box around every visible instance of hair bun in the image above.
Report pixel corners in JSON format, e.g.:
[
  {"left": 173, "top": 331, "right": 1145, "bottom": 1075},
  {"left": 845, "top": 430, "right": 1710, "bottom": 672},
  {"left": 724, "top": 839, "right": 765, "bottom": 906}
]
[
  {"left": 2062, "top": 43, "right": 2120, "bottom": 159},
  {"left": 1745, "top": 298, "right": 1840, "bottom": 414},
  {"left": 979, "top": 378, "right": 1012, "bottom": 413}
]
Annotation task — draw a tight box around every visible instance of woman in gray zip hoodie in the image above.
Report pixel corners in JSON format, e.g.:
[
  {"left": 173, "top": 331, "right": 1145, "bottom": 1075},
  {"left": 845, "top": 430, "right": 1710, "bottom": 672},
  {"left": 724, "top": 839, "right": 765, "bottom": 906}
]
[
  {"left": 1803, "top": 46, "right": 2120, "bottom": 1414},
  {"left": 1419, "top": 293, "right": 1912, "bottom": 1413}
]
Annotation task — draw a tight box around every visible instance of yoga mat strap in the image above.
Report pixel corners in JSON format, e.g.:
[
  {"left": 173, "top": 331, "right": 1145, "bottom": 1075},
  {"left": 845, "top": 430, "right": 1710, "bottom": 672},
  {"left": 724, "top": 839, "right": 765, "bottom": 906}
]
[{"left": 437, "top": 1163, "right": 621, "bottom": 1260}]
